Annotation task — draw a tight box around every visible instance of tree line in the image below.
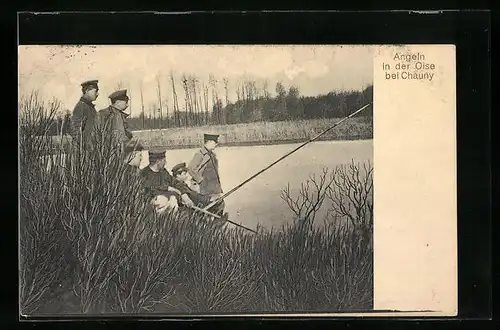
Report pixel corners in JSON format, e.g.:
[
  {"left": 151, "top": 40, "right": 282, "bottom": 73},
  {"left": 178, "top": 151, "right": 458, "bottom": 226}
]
[{"left": 42, "top": 75, "right": 373, "bottom": 135}]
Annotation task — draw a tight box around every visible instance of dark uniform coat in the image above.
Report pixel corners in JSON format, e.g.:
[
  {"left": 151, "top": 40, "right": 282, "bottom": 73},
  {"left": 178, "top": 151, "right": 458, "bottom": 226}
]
[
  {"left": 70, "top": 97, "right": 97, "bottom": 143},
  {"left": 187, "top": 146, "right": 223, "bottom": 196},
  {"left": 139, "top": 166, "right": 180, "bottom": 200},
  {"left": 95, "top": 106, "right": 135, "bottom": 152}
]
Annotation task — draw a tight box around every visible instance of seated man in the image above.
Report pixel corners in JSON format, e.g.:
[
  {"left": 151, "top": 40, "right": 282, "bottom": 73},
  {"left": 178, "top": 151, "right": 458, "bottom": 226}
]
[
  {"left": 171, "top": 162, "right": 228, "bottom": 226},
  {"left": 139, "top": 149, "right": 181, "bottom": 213}
]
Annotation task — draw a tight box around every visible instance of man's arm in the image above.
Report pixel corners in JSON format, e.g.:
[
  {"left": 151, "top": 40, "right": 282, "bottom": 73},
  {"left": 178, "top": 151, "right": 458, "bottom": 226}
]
[
  {"left": 187, "top": 151, "right": 207, "bottom": 184},
  {"left": 171, "top": 180, "right": 197, "bottom": 207},
  {"left": 180, "top": 193, "right": 195, "bottom": 207},
  {"left": 70, "top": 103, "right": 86, "bottom": 140},
  {"left": 171, "top": 179, "right": 192, "bottom": 195},
  {"left": 123, "top": 119, "right": 133, "bottom": 140},
  {"left": 139, "top": 172, "right": 156, "bottom": 198},
  {"left": 112, "top": 115, "right": 128, "bottom": 144},
  {"left": 152, "top": 171, "right": 182, "bottom": 195},
  {"left": 101, "top": 112, "right": 128, "bottom": 151}
]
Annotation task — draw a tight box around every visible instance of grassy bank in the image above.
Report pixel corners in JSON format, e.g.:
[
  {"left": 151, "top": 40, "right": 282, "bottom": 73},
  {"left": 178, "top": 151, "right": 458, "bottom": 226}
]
[
  {"left": 21, "top": 144, "right": 374, "bottom": 314},
  {"left": 20, "top": 92, "right": 373, "bottom": 315},
  {"left": 132, "top": 117, "right": 372, "bottom": 149},
  {"left": 44, "top": 116, "right": 372, "bottom": 152}
]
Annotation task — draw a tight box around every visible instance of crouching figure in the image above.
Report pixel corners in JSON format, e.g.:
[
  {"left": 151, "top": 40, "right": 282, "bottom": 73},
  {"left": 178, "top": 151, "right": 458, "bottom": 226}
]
[
  {"left": 171, "top": 162, "right": 229, "bottom": 228},
  {"left": 139, "top": 149, "right": 181, "bottom": 215}
]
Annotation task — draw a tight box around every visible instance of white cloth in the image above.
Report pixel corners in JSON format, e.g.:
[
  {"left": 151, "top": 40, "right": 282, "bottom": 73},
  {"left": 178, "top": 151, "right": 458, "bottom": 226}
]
[{"left": 152, "top": 195, "right": 178, "bottom": 214}]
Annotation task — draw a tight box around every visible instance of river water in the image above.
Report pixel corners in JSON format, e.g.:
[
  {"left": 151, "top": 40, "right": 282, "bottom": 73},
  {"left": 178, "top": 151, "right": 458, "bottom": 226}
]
[{"left": 140, "top": 140, "right": 373, "bottom": 230}]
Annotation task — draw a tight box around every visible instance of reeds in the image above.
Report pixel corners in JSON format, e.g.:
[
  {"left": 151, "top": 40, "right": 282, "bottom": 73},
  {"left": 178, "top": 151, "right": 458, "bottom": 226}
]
[
  {"left": 19, "top": 90, "right": 373, "bottom": 315},
  {"left": 132, "top": 117, "right": 372, "bottom": 149}
]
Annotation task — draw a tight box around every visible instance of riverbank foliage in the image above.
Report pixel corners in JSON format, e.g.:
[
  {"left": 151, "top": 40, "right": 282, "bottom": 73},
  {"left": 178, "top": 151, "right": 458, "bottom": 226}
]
[
  {"left": 35, "top": 81, "right": 373, "bottom": 149},
  {"left": 45, "top": 115, "right": 371, "bottom": 152},
  {"left": 19, "top": 91, "right": 373, "bottom": 315},
  {"left": 132, "top": 116, "right": 371, "bottom": 150}
]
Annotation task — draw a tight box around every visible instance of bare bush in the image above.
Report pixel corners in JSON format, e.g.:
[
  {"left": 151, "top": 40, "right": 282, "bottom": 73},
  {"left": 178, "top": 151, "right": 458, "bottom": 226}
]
[
  {"left": 281, "top": 159, "right": 373, "bottom": 232},
  {"left": 277, "top": 160, "right": 374, "bottom": 311},
  {"left": 19, "top": 91, "right": 68, "bottom": 314},
  {"left": 280, "top": 167, "right": 335, "bottom": 227},
  {"left": 326, "top": 159, "right": 373, "bottom": 244}
]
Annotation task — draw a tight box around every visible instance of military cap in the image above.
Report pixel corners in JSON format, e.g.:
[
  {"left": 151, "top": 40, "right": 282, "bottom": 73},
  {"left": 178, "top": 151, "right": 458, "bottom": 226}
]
[
  {"left": 81, "top": 79, "right": 99, "bottom": 89},
  {"left": 148, "top": 148, "right": 166, "bottom": 162},
  {"left": 109, "top": 89, "right": 129, "bottom": 102},
  {"left": 172, "top": 162, "right": 187, "bottom": 176},
  {"left": 204, "top": 133, "right": 220, "bottom": 143}
]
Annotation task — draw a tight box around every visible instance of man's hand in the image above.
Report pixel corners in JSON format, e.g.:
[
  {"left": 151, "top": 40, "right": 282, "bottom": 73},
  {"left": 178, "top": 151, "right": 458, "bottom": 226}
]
[
  {"left": 181, "top": 194, "right": 195, "bottom": 207},
  {"left": 168, "top": 187, "right": 181, "bottom": 194},
  {"left": 189, "top": 181, "right": 200, "bottom": 193},
  {"left": 210, "top": 193, "right": 222, "bottom": 202}
]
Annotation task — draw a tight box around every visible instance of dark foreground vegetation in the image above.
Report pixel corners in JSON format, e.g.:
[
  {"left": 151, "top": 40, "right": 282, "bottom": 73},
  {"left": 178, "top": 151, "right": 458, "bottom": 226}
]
[{"left": 19, "top": 91, "right": 373, "bottom": 315}]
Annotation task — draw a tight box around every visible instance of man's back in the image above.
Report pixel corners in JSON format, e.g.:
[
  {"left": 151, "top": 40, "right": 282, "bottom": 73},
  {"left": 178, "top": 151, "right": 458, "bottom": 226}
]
[
  {"left": 70, "top": 97, "right": 97, "bottom": 143},
  {"left": 139, "top": 166, "right": 176, "bottom": 199},
  {"left": 187, "top": 147, "right": 222, "bottom": 196},
  {"left": 95, "top": 106, "right": 135, "bottom": 147}
]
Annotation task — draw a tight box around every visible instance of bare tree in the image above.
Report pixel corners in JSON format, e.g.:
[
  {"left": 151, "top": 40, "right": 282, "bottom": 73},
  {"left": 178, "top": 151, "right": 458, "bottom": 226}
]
[
  {"left": 189, "top": 75, "right": 199, "bottom": 126},
  {"left": 170, "top": 71, "right": 180, "bottom": 127},
  {"left": 181, "top": 74, "right": 191, "bottom": 127},
  {"left": 198, "top": 80, "right": 204, "bottom": 126},
  {"left": 127, "top": 83, "right": 132, "bottom": 117},
  {"left": 223, "top": 77, "right": 229, "bottom": 106},
  {"left": 140, "top": 82, "right": 145, "bottom": 130},
  {"left": 236, "top": 84, "right": 241, "bottom": 102},
  {"left": 156, "top": 75, "right": 163, "bottom": 129},
  {"left": 222, "top": 77, "right": 229, "bottom": 125},
  {"left": 202, "top": 83, "right": 210, "bottom": 125},
  {"left": 263, "top": 79, "right": 270, "bottom": 100},
  {"left": 164, "top": 97, "right": 170, "bottom": 128},
  {"left": 209, "top": 74, "right": 221, "bottom": 125}
]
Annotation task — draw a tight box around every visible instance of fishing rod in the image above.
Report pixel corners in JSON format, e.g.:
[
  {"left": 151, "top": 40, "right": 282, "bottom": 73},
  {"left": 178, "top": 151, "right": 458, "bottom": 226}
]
[
  {"left": 202, "top": 103, "right": 372, "bottom": 211},
  {"left": 190, "top": 205, "right": 258, "bottom": 234}
]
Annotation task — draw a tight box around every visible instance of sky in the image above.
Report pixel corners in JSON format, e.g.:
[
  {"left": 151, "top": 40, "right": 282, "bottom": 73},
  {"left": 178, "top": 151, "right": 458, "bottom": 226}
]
[{"left": 18, "top": 45, "right": 374, "bottom": 117}]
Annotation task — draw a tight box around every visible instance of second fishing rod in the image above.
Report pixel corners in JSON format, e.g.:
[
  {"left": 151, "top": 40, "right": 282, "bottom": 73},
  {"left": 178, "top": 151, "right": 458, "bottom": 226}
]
[{"left": 202, "top": 103, "right": 372, "bottom": 211}]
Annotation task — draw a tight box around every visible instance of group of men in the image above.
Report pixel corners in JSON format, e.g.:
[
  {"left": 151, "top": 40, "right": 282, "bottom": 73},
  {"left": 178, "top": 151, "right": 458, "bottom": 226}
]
[
  {"left": 70, "top": 79, "right": 136, "bottom": 153},
  {"left": 136, "top": 134, "right": 228, "bottom": 225},
  {"left": 70, "top": 79, "right": 228, "bottom": 226}
]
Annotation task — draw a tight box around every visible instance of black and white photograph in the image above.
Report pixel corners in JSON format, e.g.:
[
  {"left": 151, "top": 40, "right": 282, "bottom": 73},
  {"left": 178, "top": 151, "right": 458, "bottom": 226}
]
[{"left": 18, "top": 44, "right": 375, "bottom": 316}]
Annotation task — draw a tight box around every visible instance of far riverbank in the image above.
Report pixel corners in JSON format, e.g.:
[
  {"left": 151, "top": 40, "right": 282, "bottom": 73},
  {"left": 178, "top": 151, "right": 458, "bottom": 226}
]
[
  {"left": 40, "top": 117, "right": 373, "bottom": 152},
  {"left": 132, "top": 117, "right": 372, "bottom": 150}
]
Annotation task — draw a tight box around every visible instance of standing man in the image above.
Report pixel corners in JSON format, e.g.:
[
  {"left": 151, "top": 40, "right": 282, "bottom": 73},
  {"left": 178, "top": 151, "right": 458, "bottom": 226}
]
[
  {"left": 95, "top": 89, "right": 142, "bottom": 157},
  {"left": 187, "top": 133, "right": 223, "bottom": 203},
  {"left": 70, "top": 79, "right": 99, "bottom": 145}
]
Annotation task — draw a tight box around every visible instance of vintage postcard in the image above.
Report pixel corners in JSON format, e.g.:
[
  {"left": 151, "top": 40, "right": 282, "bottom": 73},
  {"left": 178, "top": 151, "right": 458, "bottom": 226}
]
[{"left": 18, "top": 44, "right": 456, "bottom": 318}]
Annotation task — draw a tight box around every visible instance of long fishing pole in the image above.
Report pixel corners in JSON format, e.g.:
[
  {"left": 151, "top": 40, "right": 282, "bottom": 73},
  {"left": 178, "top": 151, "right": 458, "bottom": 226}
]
[
  {"left": 190, "top": 205, "right": 258, "bottom": 234},
  {"left": 202, "top": 103, "right": 372, "bottom": 211}
]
